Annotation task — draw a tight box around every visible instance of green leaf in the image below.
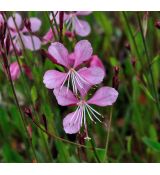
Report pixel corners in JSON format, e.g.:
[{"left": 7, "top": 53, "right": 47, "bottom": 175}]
[
  {"left": 151, "top": 55, "right": 160, "bottom": 65},
  {"left": 139, "top": 84, "right": 156, "bottom": 102},
  {"left": 31, "top": 86, "right": 38, "bottom": 103},
  {"left": 126, "top": 136, "right": 132, "bottom": 154},
  {"left": 143, "top": 137, "right": 160, "bottom": 152},
  {"left": 149, "top": 125, "right": 158, "bottom": 141},
  {"left": 96, "top": 148, "right": 106, "bottom": 162},
  {"left": 2, "top": 144, "right": 25, "bottom": 163}
]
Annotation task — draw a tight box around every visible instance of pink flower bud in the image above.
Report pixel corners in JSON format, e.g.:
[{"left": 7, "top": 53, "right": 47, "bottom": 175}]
[
  {"left": 112, "top": 66, "right": 120, "bottom": 90},
  {"left": 65, "top": 31, "right": 75, "bottom": 39},
  {"left": 89, "top": 55, "right": 106, "bottom": 75},
  {"left": 155, "top": 20, "right": 160, "bottom": 29}
]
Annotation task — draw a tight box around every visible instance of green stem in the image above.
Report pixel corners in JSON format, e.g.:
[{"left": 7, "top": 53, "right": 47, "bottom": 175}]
[
  {"left": 31, "top": 117, "right": 103, "bottom": 151},
  {"left": 90, "top": 138, "right": 101, "bottom": 163},
  {"left": 45, "top": 12, "right": 58, "bottom": 41},
  {"left": 1, "top": 51, "right": 38, "bottom": 162},
  {"left": 137, "top": 13, "right": 160, "bottom": 116},
  {"left": 51, "top": 11, "right": 60, "bottom": 39},
  {"left": 103, "top": 107, "right": 113, "bottom": 162},
  {"left": 5, "top": 12, "right": 53, "bottom": 162},
  {"left": 122, "top": 12, "right": 141, "bottom": 61}
]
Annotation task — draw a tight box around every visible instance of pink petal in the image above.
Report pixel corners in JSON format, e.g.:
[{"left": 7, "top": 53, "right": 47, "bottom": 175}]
[
  {"left": 0, "top": 14, "right": 4, "bottom": 24},
  {"left": 90, "top": 55, "right": 106, "bottom": 76},
  {"left": 13, "top": 38, "right": 22, "bottom": 53},
  {"left": 43, "top": 70, "right": 67, "bottom": 89},
  {"left": 43, "top": 28, "right": 54, "bottom": 44},
  {"left": 87, "top": 86, "right": 118, "bottom": 107},
  {"left": 90, "top": 55, "right": 105, "bottom": 71},
  {"left": 63, "top": 109, "right": 82, "bottom": 134},
  {"left": 53, "top": 86, "right": 79, "bottom": 106},
  {"left": 73, "top": 40, "right": 93, "bottom": 68},
  {"left": 76, "top": 11, "right": 92, "bottom": 16},
  {"left": 21, "top": 34, "right": 41, "bottom": 51},
  {"left": 29, "top": 17, "right": 41, "bottom": 32},
  {"left": 68, "top": 53, "right": 75, "bottom": 67},
  {"left": 48, "top": 42, "right": 69, "bottom": 68},
  {"left": 73, "top": 18, "right": 91, "bottom": 37},
  {"left": 8, "top": 13, "right": 22, "bottom": 30},
  {"left": 76, "top": 79, "right": 91, "bottom": 97},
  {"left": 78, "top": 66, "right": 105, "bottom": 85},
  {"left": 9, "top": 61, "right": 20, "bottom": 81}
]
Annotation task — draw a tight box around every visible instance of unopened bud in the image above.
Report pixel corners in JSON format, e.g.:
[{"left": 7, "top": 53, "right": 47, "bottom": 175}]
[
  {"left": 124, "top": 41, "right": 130, "bottom": 51},
  {"left": 24, "top": 107, "right": 32, "bottom": 119},
  {"left": 65, "top": 31, "right": 75, "bottom": 38},
  {"left": 131, "top": 57, "right": 136, "bottom": 68},
  {"left": 6, "top": 34, "right": 10, "bottom": 55},
  {"left": 155, "top": 20, "right": 160, "bottom": 29},
  {"left": 114, "top": 66, "right": 119, "bottom": 75},
  {"left": 27, "top": 124, "right": 32, "bottom": 138},
  {"left": 112, "top": 66, "right": 120, "bottom": 90}
]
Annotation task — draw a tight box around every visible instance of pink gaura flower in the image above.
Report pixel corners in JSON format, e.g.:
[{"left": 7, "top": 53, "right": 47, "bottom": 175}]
[
  {"left": 53, "top": 86, "right": 118, "bottom": 137},
  {"left": 7, "top": 13, "right": 41, "bottom": 51},
  {"left": 53, "top": 11, "right": 92, "bottom": 37},
  {"left": 9, "top": 61, "right": 32, "bottom": 81},
  {"left": 43, "top": 40, "right": 105, "bottom": 95}
]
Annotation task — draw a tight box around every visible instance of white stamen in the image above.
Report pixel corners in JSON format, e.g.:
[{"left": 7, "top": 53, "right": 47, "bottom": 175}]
[
  {"left": 71, "top": 72, "right": 76, "bottom": 93},
  {"left": 73, "top": 70, "right": 91, "bottom": 85},
  {"left": 72, "top": 73, "right": 78, "bottom": 94},
  {"left": 83, "top": 105, "right": 86, "bottom": 126},
  {"left": 85, "top": 103, "right": 102, "bottom": 117},
  {"left": 70, "top": 106, "right": 80, "bottom": 123},
  {"left": 74, "top": 106, "right": 81, "bottom": 124},
  {"left": 73, "top": 72, "right": 83, "bottom": 88},
  {"left": 67, "top": 73, "right": 71, "bottom": 93},
  {"left": 85, "top": 104, "right": 102, "bottom": 123},
  {"left": 60, "top": 71, "right": 70, "bottom": 90},
  {"left": 73, "top": 72, "right": 87, "bottom": 94},
  {"left": 85, "top": 105, "right": 96, "bottom": 124}
]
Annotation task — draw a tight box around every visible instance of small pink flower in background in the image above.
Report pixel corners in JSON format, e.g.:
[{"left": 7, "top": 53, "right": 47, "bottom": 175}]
[
  {"left": 42, "top": 27, "right": 58, "bottom": 44},
  {"left": 53, "top": 86, "right": 118, "bottom": 138},
  {"left": 43, "top": 40, "right": 105, "bottom": 95},
  {"left": 9, "top": 61, "right": 20, "bottom": 81},
  {"left": 9, "top": 61, "right": 32, "bottom": 81},
  {"left": 52, "top": 11, "right": 92, "bottom": 37},
  {"left": 7, "top": 13, "right": 42, "bottom": 51}
]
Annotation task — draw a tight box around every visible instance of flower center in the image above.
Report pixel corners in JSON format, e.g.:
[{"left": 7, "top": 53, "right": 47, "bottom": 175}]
[{"left": 60, "top": 68, "right": 91, "bottom": 95}]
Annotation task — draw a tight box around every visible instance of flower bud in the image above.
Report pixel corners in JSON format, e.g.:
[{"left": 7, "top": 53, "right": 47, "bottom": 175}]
[
  {"left": 155, "top": 20, "right": 160, "bottom": 29},
  {"left": 23, "top": 107, "right": 33, "bottom": 119},
  {"left": 131, "top": 57, "right": 136, "bottom": 68},
  {"left": 27, "top": 124, "right": 32, "bottom": 138},
  {"left": 89, "top": 55, "right": 106, "bottom": 74},
  {"left": 112, "top": 66, "right": 120, "bottom": 90},
  {"left": 124, "top": 41, "right": 130, "bottom": 51}
]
